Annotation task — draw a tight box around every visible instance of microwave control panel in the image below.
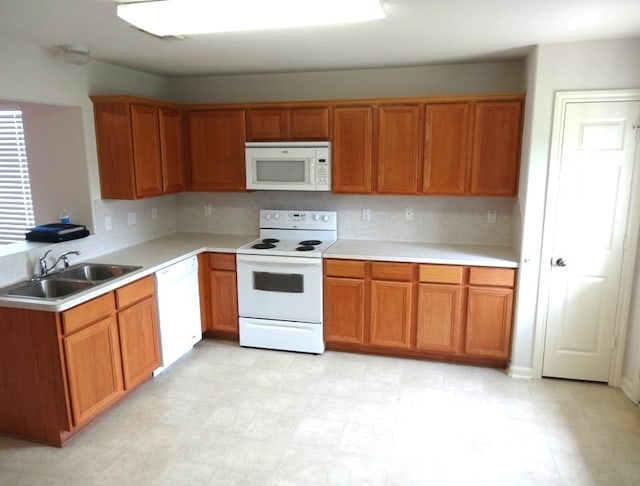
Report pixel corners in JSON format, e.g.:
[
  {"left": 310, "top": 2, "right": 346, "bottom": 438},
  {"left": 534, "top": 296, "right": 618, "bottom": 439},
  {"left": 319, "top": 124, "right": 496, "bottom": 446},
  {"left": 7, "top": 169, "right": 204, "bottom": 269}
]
[{"left": 315, "top": 148, "right": 330, "bottom": 190}]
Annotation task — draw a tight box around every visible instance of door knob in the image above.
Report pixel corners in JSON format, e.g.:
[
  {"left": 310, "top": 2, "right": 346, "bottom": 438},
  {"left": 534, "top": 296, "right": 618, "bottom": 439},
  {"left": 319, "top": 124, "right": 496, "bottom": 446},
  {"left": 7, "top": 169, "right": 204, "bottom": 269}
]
[{"left": 555, "top": 257, "right": 567, "bottom": 267}]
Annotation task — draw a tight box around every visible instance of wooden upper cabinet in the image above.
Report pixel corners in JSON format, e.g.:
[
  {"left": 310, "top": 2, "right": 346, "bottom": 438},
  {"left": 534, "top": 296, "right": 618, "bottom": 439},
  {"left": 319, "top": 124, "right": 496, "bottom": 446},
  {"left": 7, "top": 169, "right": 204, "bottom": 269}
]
[
  {"left": 332, "top": 106, "right": 373, "bottom": 193},
  {"left": 247, "top": 109, "right": 288, "bottom": 140},
  {"left": 470, "top": 101, "right": 522, "bottom": 195},
  {"left": 92, "top": 97, "right": 184, "bottom": 200},
  {"left": 290, "top": 107, "right": 329, "bottom": 139},
  {"left": 187, "top": 109, "right": 247, "bottom": 191},
  {"left": 247, "top": 107, "right": 329, "bottom": 141},
  {"left": 130, "top": 104, "right": 163, "bottom": 198},
  {"left": 158, "top": 107, "right": 185, "bottom": 194},
  {"left": 423, "top": 103, "right": 470, "bottom": 195},
  {"left": 377, "top": 105, "right": 421, "bottom": 194}
]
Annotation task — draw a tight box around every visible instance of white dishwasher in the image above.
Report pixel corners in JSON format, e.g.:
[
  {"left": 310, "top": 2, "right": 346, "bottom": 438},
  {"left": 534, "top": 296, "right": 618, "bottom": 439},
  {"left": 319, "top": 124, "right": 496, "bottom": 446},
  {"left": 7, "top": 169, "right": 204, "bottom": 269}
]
[{"left": 153, "top": 255, "right": 202, "bottom": 376}]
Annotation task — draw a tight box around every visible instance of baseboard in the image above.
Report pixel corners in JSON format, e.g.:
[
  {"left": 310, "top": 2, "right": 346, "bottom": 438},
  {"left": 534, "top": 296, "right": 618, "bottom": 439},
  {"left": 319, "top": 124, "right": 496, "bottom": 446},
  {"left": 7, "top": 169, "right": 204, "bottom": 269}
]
[
  {"left": 507, "top": 365, "right": 533, "bottom": 379},
  {"left": 620, "top": 376, "right": 639, "bottom": 404}
]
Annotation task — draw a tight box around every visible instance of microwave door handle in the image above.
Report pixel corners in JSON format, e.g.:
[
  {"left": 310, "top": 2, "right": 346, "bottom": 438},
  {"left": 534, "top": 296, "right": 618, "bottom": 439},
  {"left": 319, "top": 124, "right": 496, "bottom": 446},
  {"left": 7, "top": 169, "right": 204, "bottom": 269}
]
[{"left": 309, "top": 160, "right": 316, "bottom": 187}]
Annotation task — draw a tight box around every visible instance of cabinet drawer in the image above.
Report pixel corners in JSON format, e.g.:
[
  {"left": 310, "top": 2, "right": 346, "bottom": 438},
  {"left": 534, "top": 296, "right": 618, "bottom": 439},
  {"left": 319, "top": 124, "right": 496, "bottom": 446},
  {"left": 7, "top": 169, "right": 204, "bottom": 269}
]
[
  {"left": 209, "top": 252, "right": 236, "bottom": 271},
  {"left": 63, "top": 292, "right": 116, "bottom": 335},
  {"left": 469, "top": 267, "right": 515, "bottom": 287},
  {"left": 325, "top": 259, "right": 365, "bottom": 279},
  {"left": 419, "top": 264, "right": 463, "bottom": 284},
  {"left": 371, "top": 262, "right": 413, "bottom": 281},
  {"left": 116, "top": 275, "right": 155, "bottom": 308}
]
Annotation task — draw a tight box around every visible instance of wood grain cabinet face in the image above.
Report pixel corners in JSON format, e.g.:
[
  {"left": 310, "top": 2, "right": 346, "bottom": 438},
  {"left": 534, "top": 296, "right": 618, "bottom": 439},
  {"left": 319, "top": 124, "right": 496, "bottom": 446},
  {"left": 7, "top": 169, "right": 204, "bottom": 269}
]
[
  {"left": 370, "top": 279, "right": 413, "bottom": 349},
  {"left": 247, "top": 107, "right": 329, "bottom": 141},
  {"left": 377, "top": 105, "right": 422, "bottom": 194},
  {"left": 187, "top": 110, "right": 247, "bottom": 191},
  {"left": 92, "top": 98, "right": 185, "bottom": 200},
  {"left": 470, "top": 101, "right": 522, "bottom": 195},
  {"left": 204, "top": 253, "right": 239, "bottom": 336},
  {"left": 332, "top": 107, "right": 373, "bottom": 193},
  {"left": 118, "top": 295, "right": 160, "bottom": 390},
  {"left": 63, "top": 315, "right": 123, "bottom": 427},
  {"left": 464, "top": 267, "right": 515, "bottom": 359},
  {"left": 416, "top": 264, "right": 464, "bottom": 354},
  {"left": 324, "top": 259, "right": 366, "bottom": 344},
  {"left": 423, "top": 103, "right": 470, "bottom": 195}
]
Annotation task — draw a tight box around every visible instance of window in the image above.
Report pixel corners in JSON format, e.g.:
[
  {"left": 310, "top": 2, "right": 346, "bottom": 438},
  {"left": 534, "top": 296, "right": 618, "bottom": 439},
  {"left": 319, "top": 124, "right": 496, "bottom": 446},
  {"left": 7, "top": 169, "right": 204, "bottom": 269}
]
[{"left": 0, "top": 108, "right": 35, "bottom": 244}]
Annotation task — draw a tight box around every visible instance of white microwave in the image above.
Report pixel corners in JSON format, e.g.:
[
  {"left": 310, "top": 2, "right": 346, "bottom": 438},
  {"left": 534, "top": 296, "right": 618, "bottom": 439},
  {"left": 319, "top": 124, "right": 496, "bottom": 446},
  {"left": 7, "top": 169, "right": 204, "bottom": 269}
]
[{"left": 245, "top": 141, "right": 331, "bottom": 191}]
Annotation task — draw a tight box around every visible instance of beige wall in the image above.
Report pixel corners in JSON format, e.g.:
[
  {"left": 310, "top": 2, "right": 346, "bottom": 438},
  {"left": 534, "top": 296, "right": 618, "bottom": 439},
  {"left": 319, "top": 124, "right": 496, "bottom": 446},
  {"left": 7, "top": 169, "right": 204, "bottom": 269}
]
[{"left": 168, "top": 61, "right": 525, "bottom": 103}]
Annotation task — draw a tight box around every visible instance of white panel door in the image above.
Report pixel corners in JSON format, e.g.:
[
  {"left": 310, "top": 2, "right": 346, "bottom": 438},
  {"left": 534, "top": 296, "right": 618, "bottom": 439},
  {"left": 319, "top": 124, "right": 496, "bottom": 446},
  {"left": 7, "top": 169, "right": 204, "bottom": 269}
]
[{"left": 543, "top": 100, "right": 640, "bottom": 381}]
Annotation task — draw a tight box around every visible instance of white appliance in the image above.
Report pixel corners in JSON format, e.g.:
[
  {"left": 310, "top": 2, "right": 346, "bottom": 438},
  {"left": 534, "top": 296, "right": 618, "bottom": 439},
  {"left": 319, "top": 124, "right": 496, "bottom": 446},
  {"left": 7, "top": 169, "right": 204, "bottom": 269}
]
[
  {"left": 153, "top": 255, "right": 202, "bottom": 375},
  {"left": 236, "top": 209, "right": 337, "bottom": 354},
  {"left": 245, "top": 141, "right": 331, "bottom": 191}
]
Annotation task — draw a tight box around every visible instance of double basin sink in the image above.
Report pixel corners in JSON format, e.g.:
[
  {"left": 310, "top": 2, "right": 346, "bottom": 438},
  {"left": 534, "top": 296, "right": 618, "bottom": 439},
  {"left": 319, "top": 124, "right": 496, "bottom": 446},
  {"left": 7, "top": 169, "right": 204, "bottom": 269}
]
[{"left": 0, "top": 263, "right": 142, "bottom": 300}]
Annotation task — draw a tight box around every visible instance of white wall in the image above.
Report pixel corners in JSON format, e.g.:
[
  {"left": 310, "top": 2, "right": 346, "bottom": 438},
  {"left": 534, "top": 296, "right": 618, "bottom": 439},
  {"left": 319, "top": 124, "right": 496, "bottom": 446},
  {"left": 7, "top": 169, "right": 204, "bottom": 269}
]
[{"left": 511, "top": 37, "right": 640, "bottom": 380}]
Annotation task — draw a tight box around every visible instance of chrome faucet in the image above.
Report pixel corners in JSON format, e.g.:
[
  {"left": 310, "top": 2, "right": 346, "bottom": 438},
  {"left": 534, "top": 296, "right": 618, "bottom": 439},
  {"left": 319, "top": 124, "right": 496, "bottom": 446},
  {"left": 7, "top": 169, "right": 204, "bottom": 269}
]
[
  {"left": 52, "top": 251, "right": 81, "bottom": 271},
  {"left": 37, "top": 249, "right": 52, "bottom": 277}
]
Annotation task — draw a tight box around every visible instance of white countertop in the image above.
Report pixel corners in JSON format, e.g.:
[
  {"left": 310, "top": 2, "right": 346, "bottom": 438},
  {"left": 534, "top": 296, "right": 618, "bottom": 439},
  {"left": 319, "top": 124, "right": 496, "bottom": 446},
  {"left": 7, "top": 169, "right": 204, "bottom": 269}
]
[
  {"left": 324, "top": 239, "right": 519, "bottom": 268},
  {"left": 0, "top": 233, "right": 518, "bottom": 312},
  {"left": 0, "top": 233, "right": 255, "bottom": 312}
]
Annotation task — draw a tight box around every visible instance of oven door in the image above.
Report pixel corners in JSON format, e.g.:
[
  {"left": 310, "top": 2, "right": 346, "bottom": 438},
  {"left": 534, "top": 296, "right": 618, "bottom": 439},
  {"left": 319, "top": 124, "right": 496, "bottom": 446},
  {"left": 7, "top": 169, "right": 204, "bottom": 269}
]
[{"left": 236, "top": 254, "right": 322, "bottom": 323}]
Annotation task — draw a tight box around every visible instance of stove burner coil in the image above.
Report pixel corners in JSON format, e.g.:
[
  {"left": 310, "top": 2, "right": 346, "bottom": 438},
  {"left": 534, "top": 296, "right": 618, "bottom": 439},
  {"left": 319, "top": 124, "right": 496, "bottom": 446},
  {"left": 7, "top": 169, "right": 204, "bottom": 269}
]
[
  {"left": 299, "top": 240, "right": 322, "bottom": 246},
  {"left": 296, "top": 245, "right": 315, "bottom": 251},
  {"left": 252, "top": 243, "right": 276, "bottom": 249},
  {"left": 262, "top": 238, "right": 280, "bottom": 244}
]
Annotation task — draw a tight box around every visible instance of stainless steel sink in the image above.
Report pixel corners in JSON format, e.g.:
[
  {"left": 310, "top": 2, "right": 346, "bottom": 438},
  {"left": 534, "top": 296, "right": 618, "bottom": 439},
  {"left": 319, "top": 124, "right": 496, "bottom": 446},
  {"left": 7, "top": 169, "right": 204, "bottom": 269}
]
[
  {"left": 0, "top": 263, "right": 142, "bottom": 300},
  {"left": 54, "top": 263, "right": 142, "bottom": 282},
  {"left": 5, "top": 278, "right": 94, "bottom": 299}
]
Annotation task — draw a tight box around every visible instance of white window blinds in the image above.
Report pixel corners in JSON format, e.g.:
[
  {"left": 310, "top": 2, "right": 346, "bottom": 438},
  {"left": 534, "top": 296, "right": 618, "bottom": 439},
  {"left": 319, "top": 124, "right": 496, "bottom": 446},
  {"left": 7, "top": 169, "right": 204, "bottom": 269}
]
[{"left": 0, "top": 108, "right": 35, "bottom": 244}]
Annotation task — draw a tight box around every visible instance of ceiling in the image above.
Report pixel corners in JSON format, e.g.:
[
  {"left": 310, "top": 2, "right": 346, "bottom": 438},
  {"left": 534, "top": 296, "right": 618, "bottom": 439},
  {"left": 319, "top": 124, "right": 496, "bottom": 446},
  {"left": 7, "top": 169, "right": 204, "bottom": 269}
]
[{"left": 1, "top": 0, "right": 639, "bottom": 77}]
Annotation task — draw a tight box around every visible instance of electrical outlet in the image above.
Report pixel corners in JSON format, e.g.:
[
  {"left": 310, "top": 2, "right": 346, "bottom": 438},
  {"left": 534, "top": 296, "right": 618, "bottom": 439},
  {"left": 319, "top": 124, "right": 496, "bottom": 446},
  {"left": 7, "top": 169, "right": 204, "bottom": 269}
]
[
  {"left": 127, "top": 211, "right": 137, "bottom": 225},
  {"left": 104, "top": 216, "right": 112, "bottom": 231},
  {"left": 151, "top": 206, "right": 158, "bottom": 220},
  {"left": 204, "top": 203, "right": 212, "bottom": 216},
  {"left": 487, "top": 210, "right": 497, "bottom": 224},
  {"left": 405, "top": 208, "right": 414, "bottom": 221},
  {"left": 362, "top": 208, "right": 371, "bottom": 222}
]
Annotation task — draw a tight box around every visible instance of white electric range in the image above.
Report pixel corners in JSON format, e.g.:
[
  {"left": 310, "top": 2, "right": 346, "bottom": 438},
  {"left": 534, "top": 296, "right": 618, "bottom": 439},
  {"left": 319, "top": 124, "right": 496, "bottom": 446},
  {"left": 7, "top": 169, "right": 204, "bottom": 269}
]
[{"left": 236, "top": 209, "right": 337, "bottom": 354}]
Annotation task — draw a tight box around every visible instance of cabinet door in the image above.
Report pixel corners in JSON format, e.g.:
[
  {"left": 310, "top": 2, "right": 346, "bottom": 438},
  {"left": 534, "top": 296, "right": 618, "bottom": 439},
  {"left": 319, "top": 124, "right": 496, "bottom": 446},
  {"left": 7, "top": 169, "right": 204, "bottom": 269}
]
[
  {"left": 470, "top": 101, "right": 522, "bottom": 195},
  {"left": 247, "top": 109, "right": 288, "bottom": 140},
  {"left": 332, "top": 107, "right": 373, "bottom": 193},
  {"left": 416, "top": 284, "right": 461, "bottom": 353},
  {"left": 324, "top": 277, "right": 366, "bottom": 344},
  {"left": 93, "top": 102, "right": 136, "bottom": 199},
  {"left": 290, "top": 107, "right": 329, "bottom": 139},
  {"left": 370, "top": 280, "right": 412, "bottom": 349},
  {"left": 118, "top": 296, "right": 160, "bottom": 390},
  {"left": 377, "top": 105, "right": 421, "bottom": 194},
  {"left": 423, "top": 103, "right": 470, "bottom": 194},
  {"left": 187, "top": 110, "right": 247, "bottom": 191},
  {"left": 63, "top": 316, "right": 123, "bottom": 426},
  {"left": 159, "top": 107, "right": 185, "bottom": 193},
  {"left": 465, "top": 287, "right": 513, "bottom": 358},
  {"left": 131, "top": 104, "right": 163, "bottom": 198},
  {"left": 208, "top": 269, "right": 239, "bottom": 334}
]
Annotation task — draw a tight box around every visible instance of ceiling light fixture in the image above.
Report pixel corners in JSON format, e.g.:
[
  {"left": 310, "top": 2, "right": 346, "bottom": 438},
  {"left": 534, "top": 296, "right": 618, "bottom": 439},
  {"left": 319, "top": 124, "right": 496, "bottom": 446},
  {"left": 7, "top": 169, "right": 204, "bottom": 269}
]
[{"left": 116, "top": 0, "right": 386, "bottom": 37}]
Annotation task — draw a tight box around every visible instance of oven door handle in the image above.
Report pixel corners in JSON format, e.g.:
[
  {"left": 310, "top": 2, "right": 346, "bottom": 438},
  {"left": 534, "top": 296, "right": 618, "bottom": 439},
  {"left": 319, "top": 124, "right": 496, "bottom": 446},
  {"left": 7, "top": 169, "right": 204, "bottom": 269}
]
[{"left": 236, "top": 254, "right": 322, "bottom": 267}]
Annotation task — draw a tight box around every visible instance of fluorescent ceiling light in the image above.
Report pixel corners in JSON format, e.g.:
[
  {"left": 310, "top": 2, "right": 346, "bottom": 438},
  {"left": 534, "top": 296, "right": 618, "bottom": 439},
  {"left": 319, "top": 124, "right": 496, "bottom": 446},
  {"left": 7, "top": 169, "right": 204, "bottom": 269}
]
[{"left": 117, "top": 0, "right": 386, "bottom": 36}]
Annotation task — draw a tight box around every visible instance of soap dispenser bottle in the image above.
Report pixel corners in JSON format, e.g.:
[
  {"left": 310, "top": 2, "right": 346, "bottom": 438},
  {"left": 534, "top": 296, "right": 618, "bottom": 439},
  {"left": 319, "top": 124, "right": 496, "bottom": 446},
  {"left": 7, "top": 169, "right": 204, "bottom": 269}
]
[{"left": 60, "top": 210, "right": 70, "bottom": 224}]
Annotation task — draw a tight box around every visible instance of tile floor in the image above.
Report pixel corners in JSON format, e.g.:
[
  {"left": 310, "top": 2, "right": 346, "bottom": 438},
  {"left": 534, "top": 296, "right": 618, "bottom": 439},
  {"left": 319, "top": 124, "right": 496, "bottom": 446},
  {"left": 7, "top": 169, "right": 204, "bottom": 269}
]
[{"left": 1, "top": 340, "right": 639, "bottom": 485}]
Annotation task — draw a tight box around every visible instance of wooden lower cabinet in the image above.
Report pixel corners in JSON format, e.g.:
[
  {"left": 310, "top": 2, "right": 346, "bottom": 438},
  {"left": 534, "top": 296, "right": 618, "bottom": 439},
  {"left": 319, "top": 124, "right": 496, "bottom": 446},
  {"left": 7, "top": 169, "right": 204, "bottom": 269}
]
[
  {"left": 0, "top": 275, "right": 160, "bottom": 445},
  {"left": 324, "top": 259, "right": 515, "bottom": 366},
  {"left": 63, "top": 315, "right": 123, "bottom": 427},
  {"left": 416, "top": 283, "right": 462, "bottom": 353},
  {"left": 202, "top": 252, "right": 239, "bottom": 338}
]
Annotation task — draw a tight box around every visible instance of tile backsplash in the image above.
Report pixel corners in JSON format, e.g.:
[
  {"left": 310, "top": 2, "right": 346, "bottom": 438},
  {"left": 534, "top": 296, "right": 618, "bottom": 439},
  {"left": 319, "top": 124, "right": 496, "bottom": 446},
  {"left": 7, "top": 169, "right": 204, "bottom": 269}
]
[{"left": 0, "top": 192, "right": 512, "bottom": 286}]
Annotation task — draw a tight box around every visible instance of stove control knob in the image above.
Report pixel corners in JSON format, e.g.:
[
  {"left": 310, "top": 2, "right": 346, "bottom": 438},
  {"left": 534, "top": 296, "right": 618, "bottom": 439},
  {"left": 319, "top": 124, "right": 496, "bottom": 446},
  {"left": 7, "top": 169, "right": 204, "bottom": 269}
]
[
  {"left": 273, "top": 213, "right": 280, "bottom": 220},
  {"left": 264, "top": 213, "right": 272, "bottom": 220},
  {"left": 322, "top": 214, "right": 330, "bottom": 222},
  {"left": 313, "top": 213, "right": 320, "bottom": 221}
]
